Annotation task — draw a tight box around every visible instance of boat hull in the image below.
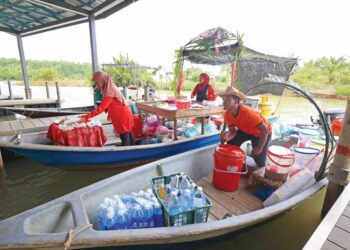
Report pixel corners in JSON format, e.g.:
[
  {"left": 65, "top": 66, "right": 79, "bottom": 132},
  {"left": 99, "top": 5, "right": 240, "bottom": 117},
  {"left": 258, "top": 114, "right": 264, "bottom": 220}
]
[{"left": 4, "top": 133, "right": 220, "bottom": 167}]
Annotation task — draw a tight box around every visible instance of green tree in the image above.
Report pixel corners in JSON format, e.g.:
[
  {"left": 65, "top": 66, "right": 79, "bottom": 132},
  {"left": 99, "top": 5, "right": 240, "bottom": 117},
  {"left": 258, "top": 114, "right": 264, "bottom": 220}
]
[{"left": 316, "top": 56, "right": 347, "bottom": 84}]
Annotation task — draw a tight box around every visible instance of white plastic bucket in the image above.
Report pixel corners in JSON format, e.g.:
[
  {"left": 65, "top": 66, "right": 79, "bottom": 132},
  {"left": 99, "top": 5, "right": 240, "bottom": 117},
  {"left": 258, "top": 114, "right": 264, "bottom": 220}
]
[
  {"left": 294, "top": 147, "right": 320, "bottom": 171},
  {"left": 266, "top": 146, "right": 295, "bottom": 174},
  {"left": 297, "top": 129, "right": 320, "bottom": 147}
]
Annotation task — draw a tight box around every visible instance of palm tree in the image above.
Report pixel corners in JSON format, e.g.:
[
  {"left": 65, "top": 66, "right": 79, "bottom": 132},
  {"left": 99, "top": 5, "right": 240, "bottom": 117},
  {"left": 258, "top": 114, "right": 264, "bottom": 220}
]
[{"left": 317, "top": 56, "right": 347, "bottom": 84}]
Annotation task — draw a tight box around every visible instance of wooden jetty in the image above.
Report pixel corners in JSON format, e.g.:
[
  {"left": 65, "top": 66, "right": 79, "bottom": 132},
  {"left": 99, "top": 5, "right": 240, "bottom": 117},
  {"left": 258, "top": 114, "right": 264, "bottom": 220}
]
[
  {"left": 304, "top": 183, "right": 350, "bottom": 250},
  {"left": 0, "top": 113, "right": 109, "bottom": 136}
]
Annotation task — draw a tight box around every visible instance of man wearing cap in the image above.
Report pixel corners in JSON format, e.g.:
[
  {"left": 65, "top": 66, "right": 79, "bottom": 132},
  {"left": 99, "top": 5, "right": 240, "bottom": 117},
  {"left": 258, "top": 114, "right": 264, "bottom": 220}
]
[{"left": 219, "top": 86, "right": 272, "bottom": 168}]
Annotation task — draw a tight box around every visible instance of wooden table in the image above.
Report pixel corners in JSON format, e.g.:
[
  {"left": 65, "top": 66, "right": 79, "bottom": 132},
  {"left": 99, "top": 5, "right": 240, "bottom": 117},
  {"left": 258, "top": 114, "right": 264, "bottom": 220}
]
[{"left": 136, "top": 101, "right": 224, "bottom": 140}]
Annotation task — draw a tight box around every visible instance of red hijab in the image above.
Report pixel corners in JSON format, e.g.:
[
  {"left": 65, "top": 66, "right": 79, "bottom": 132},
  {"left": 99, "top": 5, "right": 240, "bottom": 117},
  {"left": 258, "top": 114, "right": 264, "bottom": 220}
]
[
  {"left": 93, "top": 71, "right": 126, "bottom": 105},
  {"left": 198, "top": 73, "right": 210, "bottom": 91}
]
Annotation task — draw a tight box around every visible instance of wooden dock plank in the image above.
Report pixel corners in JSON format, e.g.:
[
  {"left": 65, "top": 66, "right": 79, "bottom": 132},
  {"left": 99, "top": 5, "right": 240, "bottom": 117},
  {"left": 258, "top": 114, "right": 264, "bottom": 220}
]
[
  {"left": 327, "top": 227, "right": 350, "bottom": 250},
  {"left": 336, "top": 215, "right": 350, "bottom": 233},
  {"left": 9, "top": 120, "right": 23, "bottom": 131},
  {"left": 20, "top": 119, "right": 35, "bottom": 129},
  {"left": 342, "top": 206, "right": 350, "bottom": 218},
  {"left": 321, "top": 240, "right": 344, "bottom": 250}
]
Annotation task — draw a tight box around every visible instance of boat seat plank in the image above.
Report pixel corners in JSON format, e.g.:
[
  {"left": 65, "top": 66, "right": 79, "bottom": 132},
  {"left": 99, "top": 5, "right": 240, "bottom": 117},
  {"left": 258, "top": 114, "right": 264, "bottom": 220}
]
[
  {"left": 39, "top": 118, "right": 53, "bottom": 126},
  {"left": 9, "top": 120, "right": 24, "bottom": 131},
  {"left": 203, "top": 174, "right": 264, "bottom": 210},
  {"left": 20, "top": 119, "right": 35, "bottom": 129},
  {"left": 30, "top": 118, "right": 46, "bottom": 127},
  {"left": 0, "top": 121, "right": 11, "bottom": 132},
  {"left": 198, "top": 174, "right": 264, "bottom": 217},
  {"left": 197, "top": 179, "right": 247, "bottom": 215}
]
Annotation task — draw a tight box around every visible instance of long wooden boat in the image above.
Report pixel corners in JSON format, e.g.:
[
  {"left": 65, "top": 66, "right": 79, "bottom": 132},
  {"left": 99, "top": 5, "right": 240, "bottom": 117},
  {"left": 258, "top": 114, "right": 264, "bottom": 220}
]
[
  {"left": 0, "top": 145, "right": 327, "bottom": 249},
  {"left": 0, "top": 124, "right": 220, "bottom": 168},
  {"left": 0, "top": 106, "right": 94, "bottom": 118}
]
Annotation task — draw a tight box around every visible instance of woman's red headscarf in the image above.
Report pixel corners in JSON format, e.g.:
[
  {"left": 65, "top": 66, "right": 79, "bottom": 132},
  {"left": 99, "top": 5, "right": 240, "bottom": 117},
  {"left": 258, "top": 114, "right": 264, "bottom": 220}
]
[
  {"left": 198, "top": 73, "right": 210, "bottom": 91},
  {"left": 93, "top": 71, "right": 126, "bottom": 105}
]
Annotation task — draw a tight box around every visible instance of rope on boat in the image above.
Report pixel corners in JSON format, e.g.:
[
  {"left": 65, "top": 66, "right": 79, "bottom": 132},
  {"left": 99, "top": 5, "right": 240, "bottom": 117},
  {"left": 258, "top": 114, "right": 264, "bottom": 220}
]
[{"left": 63, "top": 223, "right": 93, "bottom": 250}]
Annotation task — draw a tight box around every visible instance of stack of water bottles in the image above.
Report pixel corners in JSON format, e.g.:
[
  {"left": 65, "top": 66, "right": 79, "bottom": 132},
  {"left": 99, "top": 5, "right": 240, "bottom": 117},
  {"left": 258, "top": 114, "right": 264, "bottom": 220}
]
[
  {"left": 97, "top": 189, "right": 164, "bottom": 230},
  {"left": 152, "top": 172, "right": 212, "bottom": 226}
]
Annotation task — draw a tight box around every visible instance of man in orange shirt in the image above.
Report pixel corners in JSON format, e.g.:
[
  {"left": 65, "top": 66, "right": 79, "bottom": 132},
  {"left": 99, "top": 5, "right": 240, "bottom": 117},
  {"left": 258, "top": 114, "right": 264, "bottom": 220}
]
[{"left": 219, "top": 87, "right": 272, "bottom": 168}]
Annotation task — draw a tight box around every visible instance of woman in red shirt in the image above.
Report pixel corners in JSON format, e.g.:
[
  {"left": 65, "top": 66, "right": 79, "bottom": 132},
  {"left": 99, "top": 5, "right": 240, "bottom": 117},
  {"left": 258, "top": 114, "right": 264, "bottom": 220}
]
[
  {"left": 191, "top": 73, "right": 217, "bottom": 102},
  {"left": 80, "top": 71, "right": 135, "bottom": 146}
]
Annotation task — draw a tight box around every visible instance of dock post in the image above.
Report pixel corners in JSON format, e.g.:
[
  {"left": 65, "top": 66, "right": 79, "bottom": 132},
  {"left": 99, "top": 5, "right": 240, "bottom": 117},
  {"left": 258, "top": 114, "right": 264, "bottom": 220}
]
[
  {"left": 55, "top": 81, "right": 62, "bottom": 109},
  {"left": 7, "top": 80, "right": 13, "bottom": 100},
  {"left": 45, "top": 81, "right": 50, "bottom": 99},
  {"left": 321, "top": 98, "right": 350, "bottom": 217},
  {"left": 122, "top": 86, "right": 129, "bottom": 100},
  {"left": 0, "top": 82, "right": 2, "bottom": 95},
  {"left": 0, "top": 149, "right": 4, "bottom": 171},
  {"left": 144, "top": 85, "right": 149, "bottom": 101}
]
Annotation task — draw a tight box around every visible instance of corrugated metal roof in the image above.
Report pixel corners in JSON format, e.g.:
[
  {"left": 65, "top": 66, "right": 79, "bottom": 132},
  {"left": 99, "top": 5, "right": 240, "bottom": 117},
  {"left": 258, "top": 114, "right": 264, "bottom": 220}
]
[{"left": 0, "top": 0, "right": 137, "bottom": 36}]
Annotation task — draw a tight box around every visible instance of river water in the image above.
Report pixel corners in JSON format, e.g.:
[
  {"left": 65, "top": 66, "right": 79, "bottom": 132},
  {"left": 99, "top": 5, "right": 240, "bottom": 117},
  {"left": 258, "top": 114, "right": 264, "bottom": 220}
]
[{"left": 0, "top": 84, "right": 346, "bottom": 250}]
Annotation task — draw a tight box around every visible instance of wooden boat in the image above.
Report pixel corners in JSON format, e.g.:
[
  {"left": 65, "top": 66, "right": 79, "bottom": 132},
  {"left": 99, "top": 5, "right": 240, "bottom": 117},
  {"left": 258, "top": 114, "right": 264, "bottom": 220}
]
[
  {"left": 0, "top": 106, "right": 94, "bottom": 118},
  {"left": 0, "top": 145, "right": 327, "bottom": 249},
  {"left": 0, "top": 124, "right": 220, "bottom": 168}
]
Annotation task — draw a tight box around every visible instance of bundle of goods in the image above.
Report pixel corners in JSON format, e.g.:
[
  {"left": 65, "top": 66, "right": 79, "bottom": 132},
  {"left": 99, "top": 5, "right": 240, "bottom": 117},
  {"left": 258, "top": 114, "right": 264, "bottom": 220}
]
[
  {"left": 97, "top": 190, "right": 164, "bottom": 230},
  {"left": 143, "top": 115, "right": 160, "bottom": 136},
  {"left": 152, "top": 172, "right": 212, "bottom": 226},
  {"left": 55, "top": 117, "right": 102, "bottom": 131}
]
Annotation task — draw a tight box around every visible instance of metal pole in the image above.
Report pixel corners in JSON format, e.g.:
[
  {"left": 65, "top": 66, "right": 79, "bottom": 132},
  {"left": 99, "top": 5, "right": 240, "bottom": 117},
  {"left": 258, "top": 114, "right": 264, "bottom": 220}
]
[
  {"left": 322, "top": 98, "right": 350, "bottom": 217},
  {"left": 45, "top": 81, "right": 50, "bottom": 99},
  {"left": 55, "top": 82, "right": 62, "bottom": 109},
  {"left": 122, "top": 86, "right": 129, "bottom": 100},
  {"left": 7, "top": 80, "right": 13, "bottom": 100},
  {"left": 0, "top": 82, "right": 2, "bottom": 95},
  {"left": 16, "top": 34, "right": 31, "bottom": 99},
  {"left": 88, "top": 14, "right": 99, "bottom": 73},
  {"left": 144, "top": 85, "right": 149, "bottom": 101}
]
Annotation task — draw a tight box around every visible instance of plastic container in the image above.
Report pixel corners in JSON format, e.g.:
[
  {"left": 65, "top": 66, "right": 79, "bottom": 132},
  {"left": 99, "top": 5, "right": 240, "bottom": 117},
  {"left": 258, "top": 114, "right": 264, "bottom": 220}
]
[
  {"left": 265, "top": 146, "right": 295, "bottom": 182},
  {"left": 167, "top": 96, "right": 177, "bottom": 104},
  {"left": 294, "top": 147, "right": 320, "bottom": 172},
  {"left": 151, "top": 173, "right": 212, "bottom": 226},
  {"left": 332, "top": 119, "right": 343, "bottom": 136},
  {"left": 176, "top": 100, "right": 190, "bottom": 110},
  {"left": 297, "top": 128, "right": 320, "bottom": 147},
  {"left": 213, "top": 144, "right": 247, "bottom": 191}
]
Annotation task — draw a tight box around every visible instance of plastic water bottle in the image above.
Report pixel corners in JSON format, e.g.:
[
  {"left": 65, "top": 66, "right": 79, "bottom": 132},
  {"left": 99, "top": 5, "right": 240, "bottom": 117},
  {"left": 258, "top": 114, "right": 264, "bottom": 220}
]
[
  {"left": 97, "top": 203, "right": 108, "bottom": 230},
  {"left": 130, "top": 204, "right": 144, "bottom": 229},
  {"left": 170, "top": 175, "right": 180, "bottom": 189},
  {"left": 167, "top": 191, "right": 181, "bottom": 215},
  {"left": 143, "top": 202, "right": 155, "bottom": 228},
  {"left": 179, "top": 174, "right": 190, "bottom": 190},
  {"left": 164, "top": 184, "right": 172, "bottom": 200},
  {"left": 180, "top": 189, "right": 193, "bottom": 211},
  {"left": 114, "top": 205, "right": 129, "bottom": 230},
  {"left": 104, "top": 206, "right": 116, "bottom": 230},
  {"left": 152, "top": 202, "right": 164, "bottom": 227},
  {"left": 193, "top": 187, "right": 206, "bottom": 208}
]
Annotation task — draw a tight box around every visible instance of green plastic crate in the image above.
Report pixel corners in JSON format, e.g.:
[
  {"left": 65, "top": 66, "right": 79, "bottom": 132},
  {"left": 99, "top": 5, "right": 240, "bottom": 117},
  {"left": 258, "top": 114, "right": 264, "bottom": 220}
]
[{"left": 151, "top": 173, "right": 212, "bottom": 227}]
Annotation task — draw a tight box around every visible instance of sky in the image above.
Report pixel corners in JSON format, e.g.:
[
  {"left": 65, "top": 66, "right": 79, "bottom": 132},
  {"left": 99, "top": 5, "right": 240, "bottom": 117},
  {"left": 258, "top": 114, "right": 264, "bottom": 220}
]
[{"left": 0, "top": 0, "right": 349, "bottom": 71}]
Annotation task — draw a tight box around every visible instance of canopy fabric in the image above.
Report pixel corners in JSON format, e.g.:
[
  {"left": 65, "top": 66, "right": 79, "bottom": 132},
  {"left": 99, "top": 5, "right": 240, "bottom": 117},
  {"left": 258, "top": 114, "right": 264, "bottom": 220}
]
[
  {"left": 181, "top": 27, "right": 298, "bottom": 68},
  {"left": 0, "top": 0, "right": 138, "bottom": 36}
]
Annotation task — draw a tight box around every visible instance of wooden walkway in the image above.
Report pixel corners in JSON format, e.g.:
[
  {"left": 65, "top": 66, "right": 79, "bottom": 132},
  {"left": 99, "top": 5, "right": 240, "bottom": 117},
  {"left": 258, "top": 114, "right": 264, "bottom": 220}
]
[
  {"left": 0, "top": 113, "right": 109, "bottom": 136},
  {"left": 198, "top": 174, "right": 263, "bottom": 221},
  {"left": 304, "top": 183, "right": 350, "bottom": 250}
]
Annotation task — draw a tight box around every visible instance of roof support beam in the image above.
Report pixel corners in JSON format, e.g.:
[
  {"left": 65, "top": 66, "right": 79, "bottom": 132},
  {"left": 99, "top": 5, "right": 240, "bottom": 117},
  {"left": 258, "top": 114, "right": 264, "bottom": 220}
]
[
  {"left": 16, "top": 35, "right": 31, "bottom": 99},
  {"left": 96, "top": 0, "right": 137, "bottom": 19},
  {"left": 93, "top": 0, "right": 124, "bottom": 17},
  {"left": 89, "top": 14, "right": 99, "bottom": 73},
  {"left": 29, "top": 0, "right": 90, "bottom": 16}
]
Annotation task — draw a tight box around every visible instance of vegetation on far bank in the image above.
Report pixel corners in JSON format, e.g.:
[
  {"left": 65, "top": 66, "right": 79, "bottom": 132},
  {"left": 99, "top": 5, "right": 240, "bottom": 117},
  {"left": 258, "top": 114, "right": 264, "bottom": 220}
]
[{"left": 1, "top": 55, "right": 349, "bottom": 96}]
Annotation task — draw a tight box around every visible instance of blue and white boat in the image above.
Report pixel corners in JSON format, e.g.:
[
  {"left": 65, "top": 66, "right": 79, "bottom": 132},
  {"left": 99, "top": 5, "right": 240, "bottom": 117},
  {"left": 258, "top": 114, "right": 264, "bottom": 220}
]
[{"left": 0, "top": 124, "right": 219, "bottom": 168}]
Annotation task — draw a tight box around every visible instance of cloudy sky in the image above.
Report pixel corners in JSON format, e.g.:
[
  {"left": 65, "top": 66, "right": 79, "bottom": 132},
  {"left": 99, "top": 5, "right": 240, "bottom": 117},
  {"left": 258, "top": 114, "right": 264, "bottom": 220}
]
[{"left": 0, "top": 0, "right": 349, "bottom": 70}]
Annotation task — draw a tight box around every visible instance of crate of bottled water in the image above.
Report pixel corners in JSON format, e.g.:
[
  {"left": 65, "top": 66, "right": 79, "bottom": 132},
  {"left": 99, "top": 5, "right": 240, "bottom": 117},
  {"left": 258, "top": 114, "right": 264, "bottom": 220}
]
[
  {"left": 151, "top": 172, "right": 212, "bottom": 227},
  {"left": 96, "top": 190, "right": 164, "bottom": 230}
]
